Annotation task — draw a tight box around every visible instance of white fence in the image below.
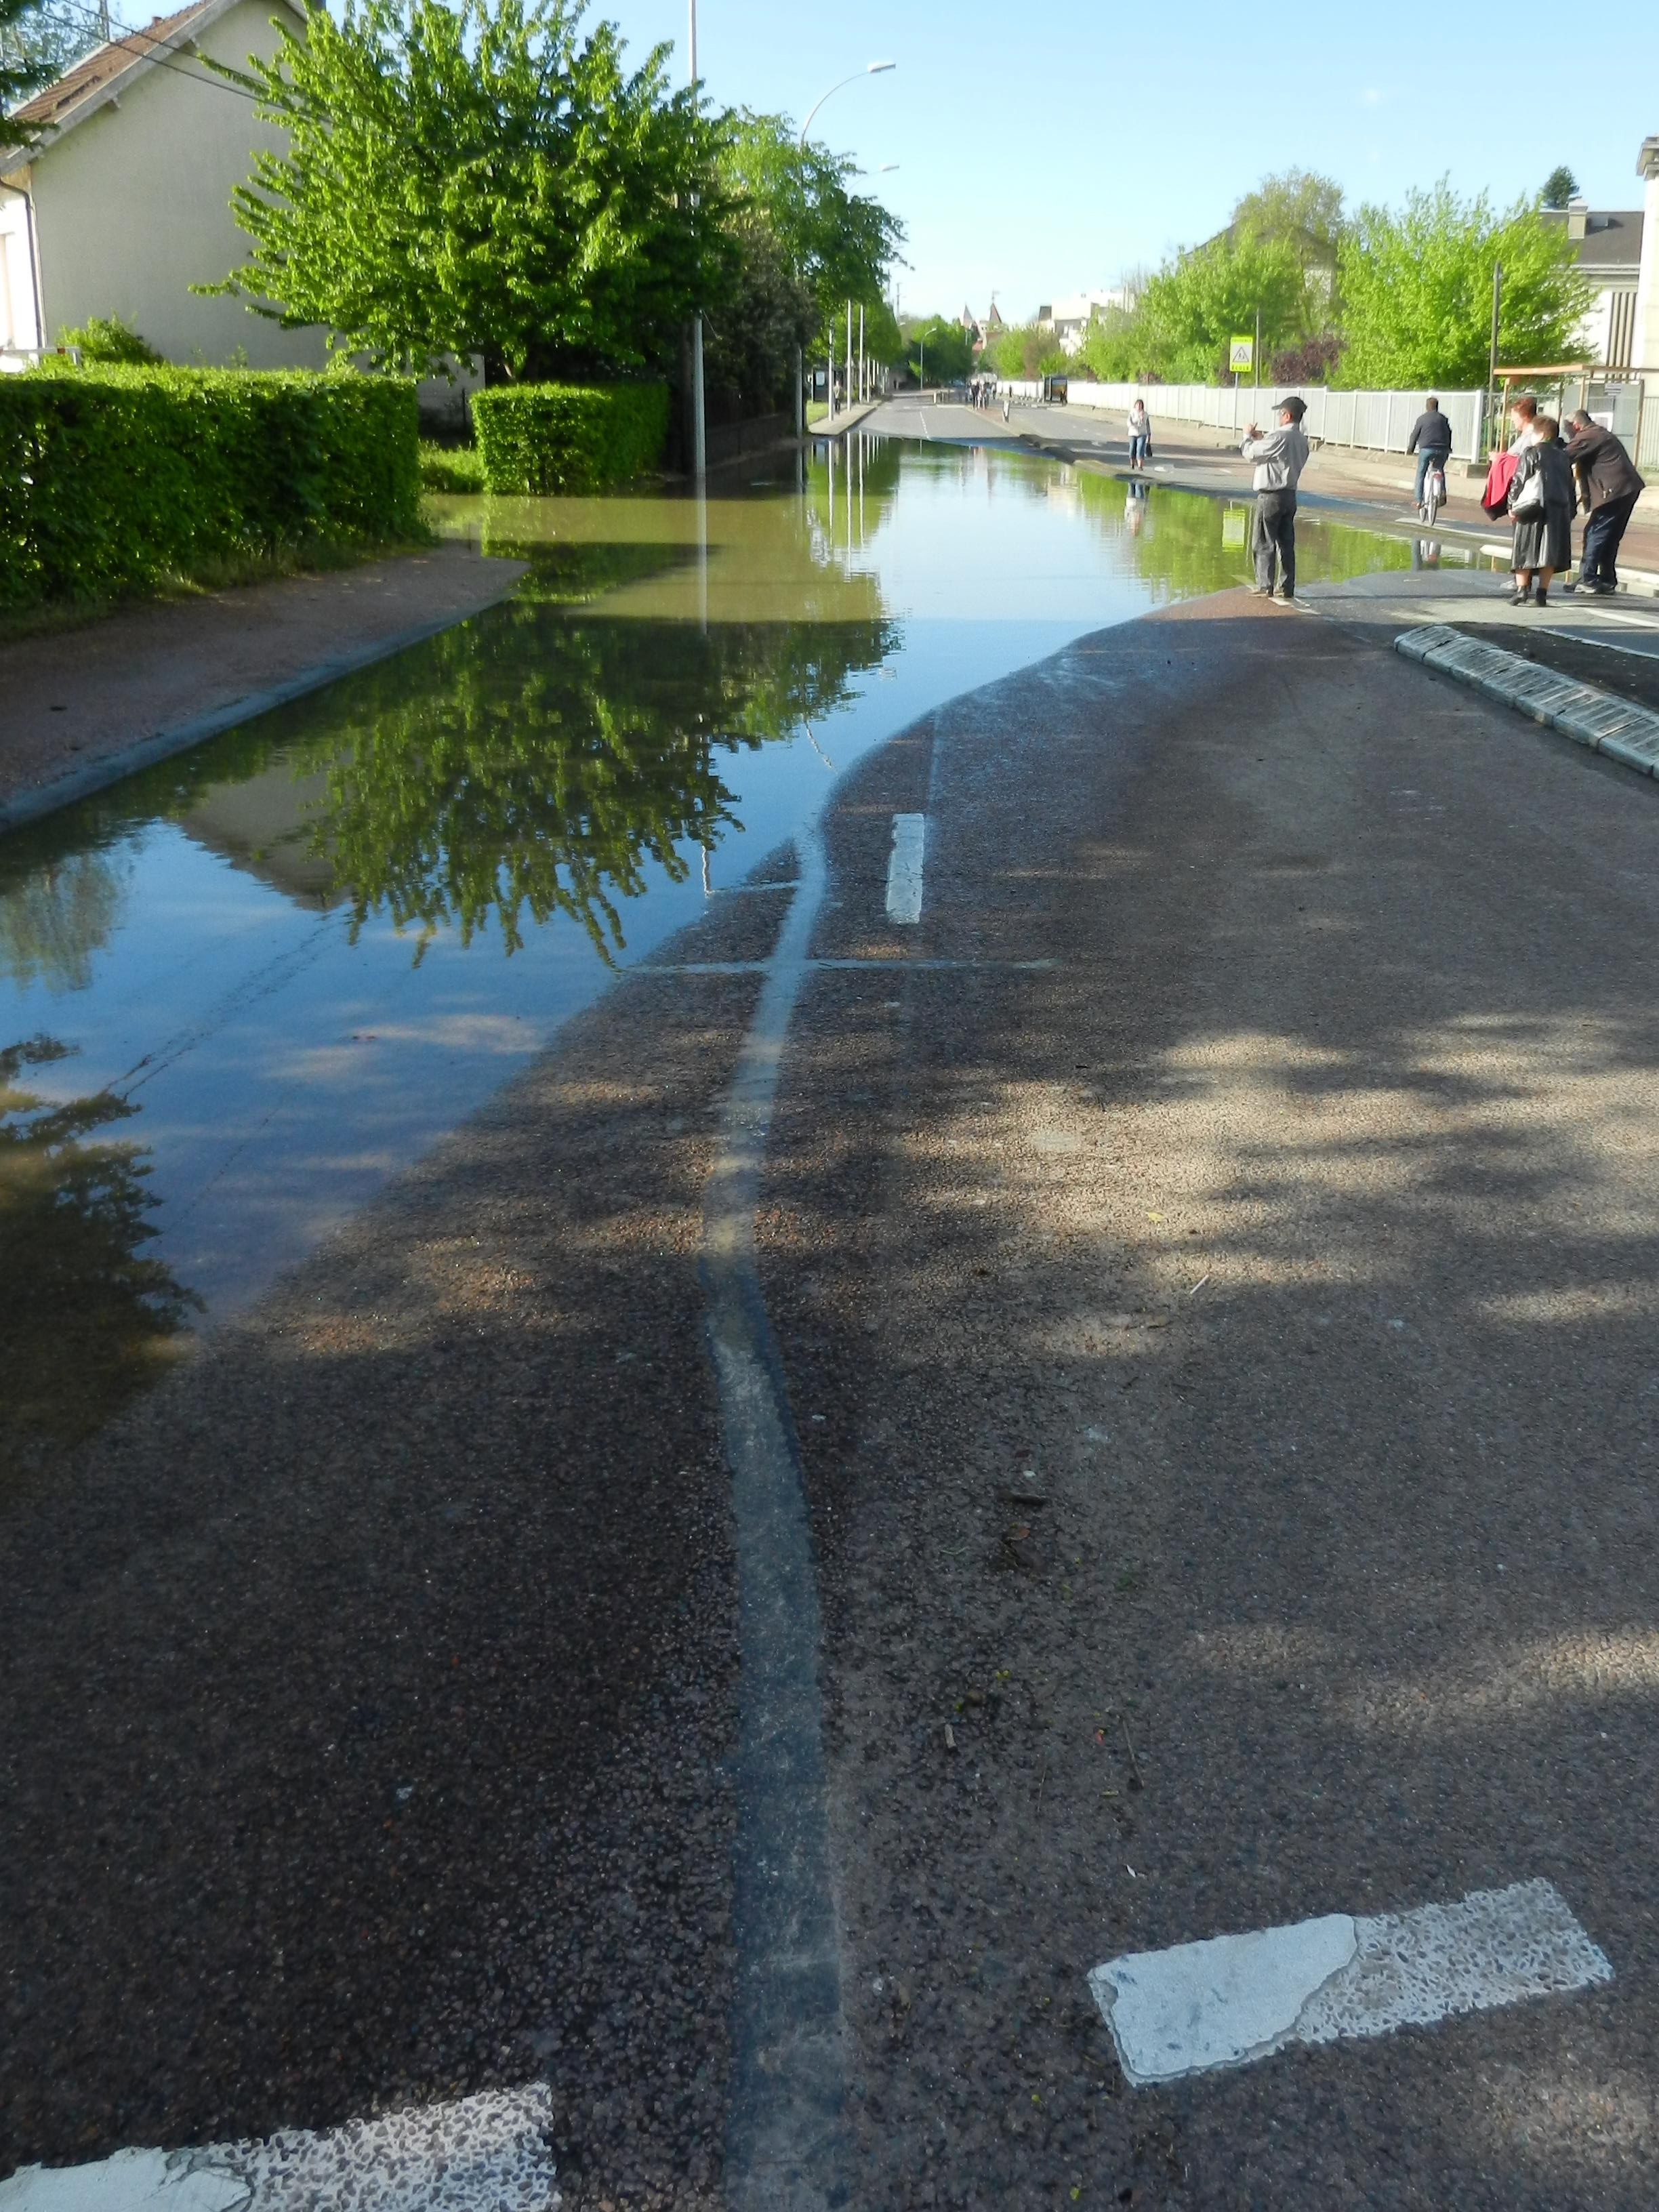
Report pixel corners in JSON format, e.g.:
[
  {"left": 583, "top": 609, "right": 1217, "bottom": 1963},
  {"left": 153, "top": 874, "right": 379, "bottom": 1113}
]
[{"left": 999, "top": 378, "right": 1486, "bottom": 464}]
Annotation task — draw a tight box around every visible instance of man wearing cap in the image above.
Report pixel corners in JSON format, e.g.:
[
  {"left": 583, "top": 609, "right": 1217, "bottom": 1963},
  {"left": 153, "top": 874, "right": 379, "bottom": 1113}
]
[{"left": 1242, "top": 396, "right": 1311, "bottom": 602}]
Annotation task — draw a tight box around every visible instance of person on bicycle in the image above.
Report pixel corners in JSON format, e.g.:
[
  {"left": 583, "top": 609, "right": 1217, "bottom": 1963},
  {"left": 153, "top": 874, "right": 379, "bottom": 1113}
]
[{"left": 1406, "top": 397, "right": 1453, "bottom": 509}]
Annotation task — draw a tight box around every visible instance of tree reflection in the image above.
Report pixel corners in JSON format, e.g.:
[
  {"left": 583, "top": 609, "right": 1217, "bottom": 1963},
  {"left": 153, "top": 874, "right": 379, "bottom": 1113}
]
[
  {"left": 1070, "top": 470, "right": 1413, "bottom": 595},
  {"left": 299, "top": 579, "right": 895, "bottom": 962},
  {"left": 1, "top": 1038, "right": 199, "bottom": 1483},
  {"left": 0, "top": 851, "right": 128, "bottom": 994}
]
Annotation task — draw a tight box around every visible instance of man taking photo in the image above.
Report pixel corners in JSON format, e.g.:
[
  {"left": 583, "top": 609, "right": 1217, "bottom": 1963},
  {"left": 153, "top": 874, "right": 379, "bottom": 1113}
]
[{"left": 1242, "top": 396, "right": 1311, "bottom": 602}]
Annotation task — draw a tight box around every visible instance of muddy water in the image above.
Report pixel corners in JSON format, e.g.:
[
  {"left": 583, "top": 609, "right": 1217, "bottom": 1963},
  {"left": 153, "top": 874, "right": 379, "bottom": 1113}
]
[{"left": 0, "top": 444, "right": 1411, "bottom": 1467}]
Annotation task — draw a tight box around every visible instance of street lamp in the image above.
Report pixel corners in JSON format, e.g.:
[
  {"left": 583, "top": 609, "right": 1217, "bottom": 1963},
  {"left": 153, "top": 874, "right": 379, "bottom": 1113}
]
[{"left": 799, "top": 60, "right": 896, "bottom": 148}]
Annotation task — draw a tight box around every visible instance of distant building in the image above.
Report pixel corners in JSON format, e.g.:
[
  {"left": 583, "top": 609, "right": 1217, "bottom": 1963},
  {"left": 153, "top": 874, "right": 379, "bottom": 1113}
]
[
  {"left": 1633, "top": 140, "right": 1659, "bottom": 380},
  {"left": 1541, "top": 200, "right": 1643, "bottom": 368},
  {"left": 0, "top": 0, "right": 331, "bottom": 368},
  {"left": 1035, "top": 288, "right": 1136, "bottom": 356}
]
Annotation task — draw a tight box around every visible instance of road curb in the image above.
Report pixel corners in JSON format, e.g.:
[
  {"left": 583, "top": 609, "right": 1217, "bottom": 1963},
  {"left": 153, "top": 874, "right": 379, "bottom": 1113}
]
[{"left": 1395, "top": 623, "right": 1659, "bottom": 777}]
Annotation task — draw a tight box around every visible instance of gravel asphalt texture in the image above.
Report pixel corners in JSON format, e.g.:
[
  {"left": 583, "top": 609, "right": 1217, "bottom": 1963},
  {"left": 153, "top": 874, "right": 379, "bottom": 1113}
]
[{"left": 7, "top": 588, "right": 1659, "bottom": 2207}]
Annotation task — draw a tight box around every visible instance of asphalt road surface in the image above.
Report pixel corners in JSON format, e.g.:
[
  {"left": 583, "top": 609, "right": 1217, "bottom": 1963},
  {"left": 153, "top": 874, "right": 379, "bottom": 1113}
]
[{"left": 6, "top": 587, "right": 1659, "bottom": 2209}]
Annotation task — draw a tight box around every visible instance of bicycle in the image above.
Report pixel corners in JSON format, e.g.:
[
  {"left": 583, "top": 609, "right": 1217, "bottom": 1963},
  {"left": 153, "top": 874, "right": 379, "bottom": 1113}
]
[{"left": 1418, "top": 457, "right": 1446, "bottom": 528}]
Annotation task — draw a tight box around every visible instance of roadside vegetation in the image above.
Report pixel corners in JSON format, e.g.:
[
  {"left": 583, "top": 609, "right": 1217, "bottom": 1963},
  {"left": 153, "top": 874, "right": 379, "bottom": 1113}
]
[{"left": 1067, "top": 167, "right": 1588, "bottom": 390}]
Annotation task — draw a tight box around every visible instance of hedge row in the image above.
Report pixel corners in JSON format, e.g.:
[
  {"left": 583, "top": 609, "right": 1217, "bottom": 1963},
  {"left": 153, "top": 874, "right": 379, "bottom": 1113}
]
[
  {"left": 472, "top": 382, "right": 668, "bottom": 495},
  {"left": 0, "top": 367, "right": 423, "bottom": 609}
]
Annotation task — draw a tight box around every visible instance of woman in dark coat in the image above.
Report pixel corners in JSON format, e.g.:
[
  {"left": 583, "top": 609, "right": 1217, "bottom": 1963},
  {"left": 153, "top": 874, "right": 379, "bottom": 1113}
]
[{"left": 1508, "top": 414, "right": 1575, "bottom": 605}]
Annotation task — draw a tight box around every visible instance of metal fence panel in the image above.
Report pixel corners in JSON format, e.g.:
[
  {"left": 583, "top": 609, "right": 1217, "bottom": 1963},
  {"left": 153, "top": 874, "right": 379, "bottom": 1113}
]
[{"left": 1025, "top": 379, "right": 1486, "bottom": 462}]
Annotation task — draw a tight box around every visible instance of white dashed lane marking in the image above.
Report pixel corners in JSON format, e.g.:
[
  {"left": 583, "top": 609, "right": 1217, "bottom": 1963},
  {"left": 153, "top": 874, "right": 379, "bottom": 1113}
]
[
  {"left": 0, "top": 2087, "right": 559, "bottom": 2212},
  {"left": 884, "top": 813, "right": 926, "bottom": 925},
  {"left": 1089, "top": 1879, "right": 1611, "bottom": 2088}
]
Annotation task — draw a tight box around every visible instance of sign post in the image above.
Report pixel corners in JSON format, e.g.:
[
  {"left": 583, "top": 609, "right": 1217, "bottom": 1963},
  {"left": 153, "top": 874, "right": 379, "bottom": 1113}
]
[{"left": 1229, "top": 335, "right": 1255, "bottom": 386}]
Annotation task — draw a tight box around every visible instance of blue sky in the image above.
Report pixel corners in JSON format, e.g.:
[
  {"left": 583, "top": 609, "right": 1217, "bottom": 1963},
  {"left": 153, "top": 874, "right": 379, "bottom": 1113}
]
[{"left": 607, "top": 0, "right": 1659, "bottom": 320}]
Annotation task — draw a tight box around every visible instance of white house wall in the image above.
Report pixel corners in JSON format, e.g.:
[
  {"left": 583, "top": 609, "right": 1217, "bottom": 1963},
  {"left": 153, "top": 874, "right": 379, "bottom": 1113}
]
[{"left": 28, "top": 0, "right": 326, "bottom": 368}]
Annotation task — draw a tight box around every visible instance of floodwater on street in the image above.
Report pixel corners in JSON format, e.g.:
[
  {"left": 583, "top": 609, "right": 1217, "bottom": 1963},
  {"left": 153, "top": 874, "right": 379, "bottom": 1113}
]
[{"left": 0, "top": 443, "right": 1412, "bottom": 1470}]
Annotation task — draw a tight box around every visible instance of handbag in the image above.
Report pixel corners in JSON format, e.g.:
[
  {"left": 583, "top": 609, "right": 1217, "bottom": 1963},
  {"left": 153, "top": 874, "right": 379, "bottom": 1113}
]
[{"left": 1511, "top": 458, "right": 1545, "bottom": 516}]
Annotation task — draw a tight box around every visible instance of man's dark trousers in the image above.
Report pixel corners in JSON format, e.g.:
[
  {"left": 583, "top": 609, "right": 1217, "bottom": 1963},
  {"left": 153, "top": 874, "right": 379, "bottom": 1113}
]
[
  {"left": 1254, "top": 490, "right": 1296, "bottom": 594},
  {"left": 1581, "top": 493, "right": 1639, "bottom": 589}
]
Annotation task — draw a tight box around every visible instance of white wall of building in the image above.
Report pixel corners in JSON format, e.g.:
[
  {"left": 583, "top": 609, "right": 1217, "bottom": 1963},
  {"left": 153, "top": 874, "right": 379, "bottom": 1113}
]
[{"left": 20, "top": 0, "right": 326, "bottom": 368}]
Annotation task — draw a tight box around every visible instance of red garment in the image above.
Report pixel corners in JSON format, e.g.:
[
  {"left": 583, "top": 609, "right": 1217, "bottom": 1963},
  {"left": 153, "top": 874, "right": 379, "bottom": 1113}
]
[{"left": 1481, "top": 450, "right": 1519, "bottom": 519}]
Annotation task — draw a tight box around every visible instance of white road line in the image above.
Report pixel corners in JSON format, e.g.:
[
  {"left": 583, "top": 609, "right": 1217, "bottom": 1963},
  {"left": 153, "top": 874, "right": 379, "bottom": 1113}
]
[
  {"left": 884, "top": 813, "right": 926, "bottom": 925},
  {"left": 0, "top": 2087, "right": 559, "bottom": 2212},
  {"left": 1089, "top": 1879, "right": 1611, "bottom": 2088}
]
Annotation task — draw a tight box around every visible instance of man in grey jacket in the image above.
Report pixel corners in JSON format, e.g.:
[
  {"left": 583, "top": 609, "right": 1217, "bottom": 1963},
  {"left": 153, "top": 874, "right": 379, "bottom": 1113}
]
[{"left": 1242, "top": 396, "right": 1311, "bottom": 600}]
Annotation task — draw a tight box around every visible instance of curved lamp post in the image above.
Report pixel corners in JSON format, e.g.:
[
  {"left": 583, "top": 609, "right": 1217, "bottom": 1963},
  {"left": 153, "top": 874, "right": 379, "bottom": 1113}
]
[
  {"left": 804, "top": 64, "right": 896, "bottom": 423},
  {"left": 800, "top": 60, "right": 895, "bottom": 148}
]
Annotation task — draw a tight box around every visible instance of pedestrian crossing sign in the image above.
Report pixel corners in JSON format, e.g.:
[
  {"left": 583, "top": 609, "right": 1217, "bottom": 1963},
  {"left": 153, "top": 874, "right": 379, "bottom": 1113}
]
[{"left": 1229, "top": 336, "right": 1254, "bottom": 373}]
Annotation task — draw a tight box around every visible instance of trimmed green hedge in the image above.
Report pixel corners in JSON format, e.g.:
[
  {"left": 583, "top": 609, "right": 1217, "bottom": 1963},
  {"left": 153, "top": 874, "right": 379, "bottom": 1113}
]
[
  {"left": 0, "top": 367, "right": 422, "bottom": 610},
  {"left": 472, "top": 382, "right": 669, "bottom": 495}
]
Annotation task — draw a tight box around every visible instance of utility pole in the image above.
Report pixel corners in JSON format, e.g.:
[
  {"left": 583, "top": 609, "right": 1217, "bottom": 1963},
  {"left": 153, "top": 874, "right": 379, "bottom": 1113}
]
[
  {"left": 1254, "top": 306, "right": 1261, "bottom": 396},
  {"left": 846, "top": 299, "right": 853, "bottom": 420},
  {"left": 1488, "top": 260, "right": 1504, "bottom": 454},
  {"left": 859, "top": 303, "right": 865, "bottom": 405},
  {"left": 688, "top": 0, "right": 705, "bottom": 479}
]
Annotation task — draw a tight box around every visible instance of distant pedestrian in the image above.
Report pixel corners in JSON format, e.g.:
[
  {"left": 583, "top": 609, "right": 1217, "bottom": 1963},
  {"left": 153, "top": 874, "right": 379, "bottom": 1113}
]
[
  {"left": 1507, "top": 413, "right": 1574, "bottom": 606},
  {"left": 1241, "top": 396, "right": 1310, "bottom": 601},
  {"left": 1565, "top": 408, "right": 1645, "bottom": 596},
  {"left": 1127, "top": 396, "right": 1151, "bottom": 471},
  {"left": 1405, "top": 396, "right": 1453, "bottom": 507}
]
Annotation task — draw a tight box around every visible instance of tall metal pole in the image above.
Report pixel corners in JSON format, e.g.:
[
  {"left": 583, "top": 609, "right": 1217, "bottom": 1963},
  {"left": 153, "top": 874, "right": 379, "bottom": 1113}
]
[
  {"left": 845, "top": 300, "right": 852, "bottom": 420},
  {"left": 1488, "top": 260, "right": 1504, "bottom": 455},
  {"left": 795, "top": 344, "right": 804, "bottom": 438},
  {"left": 689, "top": 0, "right": 705, "bottom": 480},
  {"left": 826, "top": 323, "right": 834, "bottom": 424},
  {"left": 859, "top": 303, "right": 865, "bottom": 404}
]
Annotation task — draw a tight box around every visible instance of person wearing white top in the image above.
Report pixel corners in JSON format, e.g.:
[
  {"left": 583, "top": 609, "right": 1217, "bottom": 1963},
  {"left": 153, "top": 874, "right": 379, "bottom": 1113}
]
[{"left": 1127, "top": 398, "right": 1151, "bottom": 471}]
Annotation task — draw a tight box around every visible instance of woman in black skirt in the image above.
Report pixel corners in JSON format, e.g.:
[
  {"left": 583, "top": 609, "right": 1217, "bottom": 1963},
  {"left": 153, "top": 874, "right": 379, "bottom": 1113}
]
[{"left": 1507, "top": 413, "right": 1575, "bottom": 605}]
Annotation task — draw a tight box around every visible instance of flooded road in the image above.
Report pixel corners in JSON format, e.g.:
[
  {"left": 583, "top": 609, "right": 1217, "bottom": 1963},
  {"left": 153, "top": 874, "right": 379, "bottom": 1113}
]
[{"left": 0, "top": 442, "right": 1411, "bottom": 1464}]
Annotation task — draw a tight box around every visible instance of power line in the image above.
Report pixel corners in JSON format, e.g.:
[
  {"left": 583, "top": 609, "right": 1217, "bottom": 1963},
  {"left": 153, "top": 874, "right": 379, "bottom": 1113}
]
[{"left": 43, "top": 0, "right": 277, "bottom": 108}]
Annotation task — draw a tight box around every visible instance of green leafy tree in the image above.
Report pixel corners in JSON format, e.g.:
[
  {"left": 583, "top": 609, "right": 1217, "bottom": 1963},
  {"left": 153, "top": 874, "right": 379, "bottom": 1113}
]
[
  {"left": 1133, "top": 230, "right": 1311, "bottom": 384},
  {"left": 1540, "top": 165, "right": 1578, "bottom": 210},
  {"left": 989, "top": 321, "right": 1065, "bottom": 380},
  {"left": 209, "top": 0, "right": 729, "bottom": 382},
  {"left": 903, "top": 314, "right": 973, "bottom": 385},
  {"left": 1336, "top": 180, "right": 1589, "bottom": 387},
  {"left": 722, "top": 111, "right": 902, "bottom": 326},
  {"left": 1, "top": 0, "right": 60, "bottom": 133},
  {"left": 1229, "top": 169, "right": 1345, "bottom": 260}
]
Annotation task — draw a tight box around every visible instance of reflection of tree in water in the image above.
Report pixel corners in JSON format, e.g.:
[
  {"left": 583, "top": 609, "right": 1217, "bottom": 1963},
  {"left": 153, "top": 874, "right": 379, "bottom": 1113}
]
[
  {"left": 0, "top": 1038, "right": 199, "bottom": 1482},
  {"left": 1071, "top": 472, "right": 1411, "bottom": 596},
  {"left": 301, "top": 586, "right": 895, "bottom": 962},
  {"left": 804, "top": 435, "right": 904, "bottom": 555},
  {"left": 0, "top": 850, "right": 128, "bottom": 994}
]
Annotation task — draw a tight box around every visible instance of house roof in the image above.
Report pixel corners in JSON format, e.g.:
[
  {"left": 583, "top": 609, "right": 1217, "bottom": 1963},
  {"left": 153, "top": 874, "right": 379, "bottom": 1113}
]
[
  {"left": 3, "top": 0, "right": 304, "bottom": 169},
  {"left": 1540, "top": 207, "right": 1644, "bottom": 272}
]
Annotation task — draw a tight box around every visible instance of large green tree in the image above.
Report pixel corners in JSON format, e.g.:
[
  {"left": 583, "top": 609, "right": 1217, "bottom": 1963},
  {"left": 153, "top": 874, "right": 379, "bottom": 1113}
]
[
  {"left": 722, "top": 111, "right": 901, "bottom": 326},
  {"left": 903, "top": 314, "right": 973, "bottom": 385},
  {"left": 704, "top": 112, "right": 901, "bottom": 415},
  {"left": 1132, "top": 230, "right": 1312, "bottom": 384},
  {"left": 1336, "top": 180, "right": 1589, "bottom": 387},
  {"left": 1229, "top": 169, "right": 1345, "bottom": 261},
  {"left": 209, "top": 0, "right": 729, "bottom": 381}
]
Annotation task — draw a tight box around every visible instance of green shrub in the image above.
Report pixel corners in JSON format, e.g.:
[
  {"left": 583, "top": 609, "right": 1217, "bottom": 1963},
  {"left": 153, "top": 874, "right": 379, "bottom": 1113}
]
[
  {"left": 472, "top": 382, "right": 668, "bottom": 495},
  {"left": 419, "top": 439, "right": 486, "bottom": 494},
  {"left": 0, "top": 367, "right": 422, "bottom": 610},
  {"left": 58, "top": 315, "right": 163, "bottom": 365}
]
